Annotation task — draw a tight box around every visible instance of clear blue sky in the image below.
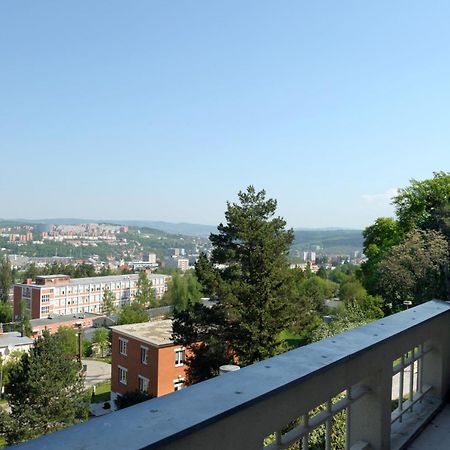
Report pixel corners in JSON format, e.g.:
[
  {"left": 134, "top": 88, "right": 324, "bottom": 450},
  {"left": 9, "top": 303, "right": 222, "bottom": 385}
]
[{"left": 1, "top": 1, "right": 449, "bottom": 229}]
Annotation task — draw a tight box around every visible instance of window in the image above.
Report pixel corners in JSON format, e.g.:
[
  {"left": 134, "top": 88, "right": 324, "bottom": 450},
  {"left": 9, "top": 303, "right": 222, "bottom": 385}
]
[
  {"left": 175, "top": 349, "right": 185, "bottom": 367},
  {"left": 138, "top": 375, "right": 149, "bottom": 393},
  {"left": 119, "top": 338, "right": 128, "bottom": 356},
  {"left": 174, "top": 379, "right": 185, "bottom": 391},
  {"left": 118, "top": 366, "right": 127, "bottom": 385},
  {"left": 141, "top": 346, "right": 148, "bottom": 365},
  {"left": 41, "top": 306, "right": 49, "bottom": 314},
  {"left": 41, "top": 294, "right": 50, "bottom": 302}
]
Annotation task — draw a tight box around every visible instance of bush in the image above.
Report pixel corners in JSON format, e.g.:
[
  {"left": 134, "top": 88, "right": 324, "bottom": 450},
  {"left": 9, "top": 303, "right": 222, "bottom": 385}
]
[{"left": 115, "top": 390, "right": 153, "bottom": 410}]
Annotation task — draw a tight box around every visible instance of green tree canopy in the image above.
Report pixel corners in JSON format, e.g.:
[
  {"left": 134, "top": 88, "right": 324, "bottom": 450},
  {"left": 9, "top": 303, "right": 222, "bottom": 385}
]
[
  {"left": 173, "top": 186, "right": 296, "bottom": 382},
  {"left": 362, "top": 172, "right": 450, "bottom": 304},
  {"left": 0, "top": 256, "right": 12, "bottom": 304},
  {"left": 92, "top": 327, "right": 110, "bottom": 358},
  {"left": 102, "top": 289, "right": 117, "bottom": 316},
  {"left": 0, "top": 331, "right": 88, "bottom": 445},
  {"left": 135, "top": 271, "right": 157, "bottom": 308},
  {"left": 56, "top": 326, "right": 78, "bottom": 357},
  {"left": 117, "top": 302, "right": 148, "bottom": 325},
  {"left": 394, "top": 171, "right": 450, "bottom": 234},
  {"left": 377, "top": 229, "right": 449, "bottom": 309},
  {"left": 164, "top": 272, "right": 202, "bottom": 312}
]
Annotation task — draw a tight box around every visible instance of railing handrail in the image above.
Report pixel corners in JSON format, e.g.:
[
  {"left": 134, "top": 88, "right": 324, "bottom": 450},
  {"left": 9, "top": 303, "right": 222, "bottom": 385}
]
[{"left": 13, "top": 300, "right": 450, "bottom": 450}]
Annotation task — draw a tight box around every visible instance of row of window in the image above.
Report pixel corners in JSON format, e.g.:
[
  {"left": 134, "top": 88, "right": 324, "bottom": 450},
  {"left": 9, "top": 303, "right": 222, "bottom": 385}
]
[
  {"left": 117, "top": 366, "right": 185, "bottom": 392},
  {"left": 53, "top": 282, "right": 140, "bottom": 296},
  {"left": 118, "top": 338, "right": 185, "bottom": 366}
]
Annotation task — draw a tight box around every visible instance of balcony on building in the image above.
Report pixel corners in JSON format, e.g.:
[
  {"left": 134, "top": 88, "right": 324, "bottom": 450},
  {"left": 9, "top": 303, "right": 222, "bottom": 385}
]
[{"left": 13, "top": 300, "right": 450, "bottom": 450}]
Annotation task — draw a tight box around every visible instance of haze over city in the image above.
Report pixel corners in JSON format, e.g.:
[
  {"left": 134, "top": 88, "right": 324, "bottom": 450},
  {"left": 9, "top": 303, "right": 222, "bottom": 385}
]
[{"left": 1, "top": 1, "right": 449, "bottom": 228}]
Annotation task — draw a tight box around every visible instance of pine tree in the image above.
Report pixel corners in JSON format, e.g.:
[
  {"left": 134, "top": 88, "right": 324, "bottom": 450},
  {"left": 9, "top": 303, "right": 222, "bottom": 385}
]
[
  {"left": 0, "top": 256, "right": 12, "bottom": 304},
  {"left": 173, "top": 186, "right": 295, "bottom": 380},
  {"left": 0, "top": 331, "right": 89, "bottom": 445}
]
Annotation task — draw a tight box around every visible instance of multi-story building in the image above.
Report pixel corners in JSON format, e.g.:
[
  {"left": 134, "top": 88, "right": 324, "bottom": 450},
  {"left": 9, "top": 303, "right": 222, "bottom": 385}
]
[
  {"left": 110, "top": 320, "right": 188, "bottom": 405},
  {"left": 13, "top": 273, "right": 171, "bottom": 320},
  {"left": 164, "top": 257, "right": 190, "bottom": 272}
]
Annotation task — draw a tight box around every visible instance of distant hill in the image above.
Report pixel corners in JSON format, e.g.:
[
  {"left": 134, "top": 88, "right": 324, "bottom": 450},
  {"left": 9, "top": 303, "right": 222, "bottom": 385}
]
[
  {"left": 292, "top": 229, "right": 363, "bottom": 255},
  {"left": 117, "top": 221, "right": 217, "bottom": 236},
  {"left": 1, "top": 219, "right": 217, "bottom": 236}
]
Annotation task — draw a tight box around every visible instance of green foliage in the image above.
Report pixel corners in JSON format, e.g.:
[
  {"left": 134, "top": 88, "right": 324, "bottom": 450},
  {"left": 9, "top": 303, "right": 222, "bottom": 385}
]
[
  {"left": 377, "top": 229, "right": 449, "bottom": 309},
  {"left": 135, "top": 271, "right": 156, "bottom": 308},
  {"left": 102, "top": 289, "right": 117, "bottom": 316},
  {"left": 23, "top": 262, "right": 98, "bottom": 280},
  {"left": 173, "top": 302, "right": 233, "bottom": 384},
  {"left": 16, "top": 299, "right": 32, "bottom": 337},
  {"left": 91, "top": 328, "right": 110, "bottom": 358},
  {"left": 174, "top": 186, "right": 295, "bottom": 381},
  {"left": 289, "top": 273, "right": 338, "bottom": 334},
  {"left": 115, "top": 390, "right": 153, "bottom": 410},
  {"left": 164, "top": 272, "right": 202, "bottom": 312},
  {"left": 117, "top": 302, "right": 148, "bottom": 325},
  {"left": 0, "top": 350, "right": 23, "bottom": 391},
  {"left": 362, "top": 173, "right": 450, "bottom": 306},
  {"left": 393, "top": 171, "right": 450, "bottom": 233},
  {"left": 0, "top": 302, "right": 12, "bottom": 325},
  {"left": 0, "top": 256, "right": 12, "bottom": 304},
  {"left": 57, "top": 326, "right": 78, "bottom": 357},
  {"left": 361, "top": 217, "right": 403, "bottom": 293},
  {"left": 0, "top": 331, "right": 88, "bottom": 445}
]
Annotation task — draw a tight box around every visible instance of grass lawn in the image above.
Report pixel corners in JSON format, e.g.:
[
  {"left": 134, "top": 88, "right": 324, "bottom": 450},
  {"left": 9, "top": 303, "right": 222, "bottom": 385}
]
[
  {"left": 91, "top": 380, "right": 111, "bottom": 404},
  {"left": 279, "top": 330, "right": 306, "bottom": 349}
]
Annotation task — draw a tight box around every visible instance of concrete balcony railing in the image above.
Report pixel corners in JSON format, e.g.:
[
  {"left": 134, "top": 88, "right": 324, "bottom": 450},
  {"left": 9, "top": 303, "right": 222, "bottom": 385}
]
[{"left": 14, "top": 300, "right": 450, "bottom": 450}]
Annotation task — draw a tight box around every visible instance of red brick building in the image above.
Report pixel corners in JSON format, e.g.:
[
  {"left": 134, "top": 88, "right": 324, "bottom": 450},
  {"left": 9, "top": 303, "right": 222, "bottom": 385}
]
[{"left": 110, "top": 320, "right": 187, "bottom": 405}]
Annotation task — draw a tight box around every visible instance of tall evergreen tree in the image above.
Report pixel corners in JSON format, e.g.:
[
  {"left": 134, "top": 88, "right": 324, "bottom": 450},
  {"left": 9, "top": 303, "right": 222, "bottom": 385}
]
[
  {"left": 0, "top": 256, "right": 12, "bottom": 304},
  {"left": 173, "top": 186, "right": 295, "bottom": 381},
  {"left": 0, "top": 331, "right": 89, "bottom": 445}
]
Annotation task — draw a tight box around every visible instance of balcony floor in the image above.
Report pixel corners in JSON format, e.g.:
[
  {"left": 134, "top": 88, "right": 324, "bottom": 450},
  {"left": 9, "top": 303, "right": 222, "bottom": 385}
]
[{"left": 408, "top": 404, "right": 450, "bottom": 449}]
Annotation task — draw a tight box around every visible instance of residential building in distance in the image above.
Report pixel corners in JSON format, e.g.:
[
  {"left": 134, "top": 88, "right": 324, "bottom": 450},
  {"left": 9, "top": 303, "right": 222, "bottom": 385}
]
[
  {"left": 13, "top": 273, "right": 171, "bottom": 320},
  {"left": 110, "top": 320, "right": 187, "bottom": 406},
  {"left": 164, "top": 256, "right": 190, "bottom": 272},
  {"left": 0, "top": 326, "right": 34, "bottom": 361}
]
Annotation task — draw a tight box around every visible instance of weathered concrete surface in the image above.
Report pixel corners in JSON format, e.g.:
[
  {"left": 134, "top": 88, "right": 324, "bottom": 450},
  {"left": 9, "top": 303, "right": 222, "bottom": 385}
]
[
  {"left": 82, "top": 359, "right": 111, "bottom": 388},
  {"left": 407, "top": 404, "right": 450, "bottom": 449}
]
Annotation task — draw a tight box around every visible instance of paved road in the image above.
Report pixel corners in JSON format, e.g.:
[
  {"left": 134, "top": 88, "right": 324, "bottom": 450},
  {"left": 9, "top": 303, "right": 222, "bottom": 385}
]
[{"left": 82, "top": 359, "right": 111, "bottom": 388}]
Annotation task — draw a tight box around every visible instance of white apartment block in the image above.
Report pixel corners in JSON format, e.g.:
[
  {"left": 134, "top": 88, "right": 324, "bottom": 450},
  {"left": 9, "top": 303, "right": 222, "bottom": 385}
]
[{"left": 13, "top": 273, "right": 171, "bottom": 320}]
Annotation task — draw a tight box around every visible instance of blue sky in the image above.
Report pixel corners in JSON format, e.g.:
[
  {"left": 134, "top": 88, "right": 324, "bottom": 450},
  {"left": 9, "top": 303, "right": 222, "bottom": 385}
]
[{"left": 1, "top": 1, "right": 449, "bottom": 229}]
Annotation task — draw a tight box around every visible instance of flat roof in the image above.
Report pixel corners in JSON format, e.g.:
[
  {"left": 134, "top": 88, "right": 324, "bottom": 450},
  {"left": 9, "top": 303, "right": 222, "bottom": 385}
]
[
  {"left": 17, "top": 273, "right": 170, "bottom": 287},
  {"left": 36, "top": 275, "right": 70, "bottom": 279},
  {"left": 110, "top": 319, "right": 174, "bottom": 347},
  {"left": 0, "top": 331, "right": 34, "bottom": 348},
  {"left": 30, "top": 312, "right": 103, "bottom": 327}
]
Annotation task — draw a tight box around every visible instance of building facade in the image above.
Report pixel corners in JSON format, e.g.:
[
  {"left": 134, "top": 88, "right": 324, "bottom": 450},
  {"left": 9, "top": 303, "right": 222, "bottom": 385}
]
[
  {"left": 110, "top": 320, "right": 187, "bottom": 405},
  {"left": 13, "top": 273, "right": 171, "bottom": 320}
]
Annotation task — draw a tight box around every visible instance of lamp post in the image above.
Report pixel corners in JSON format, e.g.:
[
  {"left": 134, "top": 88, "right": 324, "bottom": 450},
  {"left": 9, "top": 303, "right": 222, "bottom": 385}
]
[{"left": 76, "top": 323, "right": 82, "bottom": 364}]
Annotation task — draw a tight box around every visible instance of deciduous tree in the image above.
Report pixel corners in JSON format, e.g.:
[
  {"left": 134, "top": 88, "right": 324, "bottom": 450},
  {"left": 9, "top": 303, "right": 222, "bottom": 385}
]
[{"left": 135, "top": 271, "right": 156, "bottom": 308}]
